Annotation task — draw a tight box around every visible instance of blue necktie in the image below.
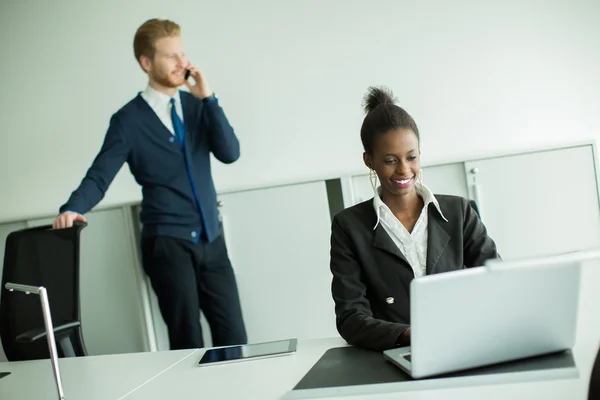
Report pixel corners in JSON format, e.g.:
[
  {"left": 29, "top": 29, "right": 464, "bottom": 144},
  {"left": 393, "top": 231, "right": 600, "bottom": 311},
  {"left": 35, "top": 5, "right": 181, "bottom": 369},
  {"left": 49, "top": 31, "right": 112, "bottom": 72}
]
[{"left": 170, "top": 98, "right": 185, "bottom": 145}]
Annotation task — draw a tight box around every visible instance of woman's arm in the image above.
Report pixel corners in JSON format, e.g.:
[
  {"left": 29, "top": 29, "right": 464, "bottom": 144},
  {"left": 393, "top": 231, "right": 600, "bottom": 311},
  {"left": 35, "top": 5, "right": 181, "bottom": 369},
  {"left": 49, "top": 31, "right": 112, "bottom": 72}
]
[
  {"left": 330, "top": 215, "right": 410, "bottom": 351},
  {"left": 462, "top": 198, "right": 500, "bottom": 267}
]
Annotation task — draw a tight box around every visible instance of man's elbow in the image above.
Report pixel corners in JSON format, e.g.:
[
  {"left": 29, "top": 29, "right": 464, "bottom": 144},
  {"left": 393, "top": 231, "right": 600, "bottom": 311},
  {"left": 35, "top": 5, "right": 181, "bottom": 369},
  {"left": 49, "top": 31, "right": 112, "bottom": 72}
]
[{"left": 218, "top": 147, "right": 240, "bottom": 164}]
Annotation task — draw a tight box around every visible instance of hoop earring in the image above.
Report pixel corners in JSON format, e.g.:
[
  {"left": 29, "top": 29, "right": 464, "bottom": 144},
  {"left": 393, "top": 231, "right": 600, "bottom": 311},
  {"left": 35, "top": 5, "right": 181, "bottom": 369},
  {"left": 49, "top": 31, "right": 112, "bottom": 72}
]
[
  {"left": 416, "top": 169, "right": 424, "bottom": 187},
  {"left": 369, "top": 169, "right": 378, "bottom": 194}
]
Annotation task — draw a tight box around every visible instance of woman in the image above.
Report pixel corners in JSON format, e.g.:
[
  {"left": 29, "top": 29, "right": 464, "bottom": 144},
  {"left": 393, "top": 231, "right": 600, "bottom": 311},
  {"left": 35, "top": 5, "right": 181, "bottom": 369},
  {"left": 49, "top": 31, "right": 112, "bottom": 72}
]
[{"left": 330, "top": 86, "right": 499, "bottom": 351}]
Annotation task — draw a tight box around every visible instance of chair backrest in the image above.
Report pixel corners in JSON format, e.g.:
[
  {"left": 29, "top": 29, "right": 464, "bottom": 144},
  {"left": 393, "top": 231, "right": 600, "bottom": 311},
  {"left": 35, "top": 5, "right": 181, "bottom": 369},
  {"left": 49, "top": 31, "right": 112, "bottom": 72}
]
[{"left": 0, "top": 223, "right": 87, "bottom": 361}]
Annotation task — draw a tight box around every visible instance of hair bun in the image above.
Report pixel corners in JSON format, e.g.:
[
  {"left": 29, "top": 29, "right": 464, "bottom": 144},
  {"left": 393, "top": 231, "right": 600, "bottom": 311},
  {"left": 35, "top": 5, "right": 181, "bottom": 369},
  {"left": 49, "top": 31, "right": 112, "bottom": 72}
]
[{"left": 362, "top": 86, "right": 396, "bottom": 114}]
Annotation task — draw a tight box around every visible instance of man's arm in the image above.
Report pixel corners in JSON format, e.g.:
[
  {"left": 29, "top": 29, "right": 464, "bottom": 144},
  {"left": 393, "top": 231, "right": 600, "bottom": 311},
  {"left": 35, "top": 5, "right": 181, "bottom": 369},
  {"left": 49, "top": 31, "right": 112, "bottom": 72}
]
[
  {"left": 184, "top": 65, "right": 240, "bottom": 164},
  {"left": 54, "top": 114, "right": 130, "bottom": 228},
  {"left": 201, "top": 99, "right": 240, "bottom": 164}
]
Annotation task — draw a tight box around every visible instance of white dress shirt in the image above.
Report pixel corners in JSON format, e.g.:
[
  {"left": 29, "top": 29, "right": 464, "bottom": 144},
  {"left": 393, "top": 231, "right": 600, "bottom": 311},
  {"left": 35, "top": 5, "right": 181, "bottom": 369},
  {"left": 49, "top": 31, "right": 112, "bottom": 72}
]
[
  {"left": 373, "top": 182, "right": 448, "bottom": 278},
  {"left": 140, "top": 85, "right": 184, "bottom": 135}
]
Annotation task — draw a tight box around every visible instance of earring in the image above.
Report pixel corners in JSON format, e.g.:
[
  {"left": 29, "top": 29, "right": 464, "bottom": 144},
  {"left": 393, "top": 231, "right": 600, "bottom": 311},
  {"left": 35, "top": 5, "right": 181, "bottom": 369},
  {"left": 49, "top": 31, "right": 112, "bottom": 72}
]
[
  {"left": 369, "top": 169, "right": 378, "bottom": 193},
  {"left": 414, "top": 169, "right": 423, "bottom": 187}
]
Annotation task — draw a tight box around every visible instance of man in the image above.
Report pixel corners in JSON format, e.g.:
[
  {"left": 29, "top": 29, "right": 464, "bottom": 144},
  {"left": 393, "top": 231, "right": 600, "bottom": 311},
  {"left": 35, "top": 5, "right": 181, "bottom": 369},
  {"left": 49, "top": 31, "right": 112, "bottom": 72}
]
[{"left": 52, "top": 18, "right": 247, "bottom": 350}]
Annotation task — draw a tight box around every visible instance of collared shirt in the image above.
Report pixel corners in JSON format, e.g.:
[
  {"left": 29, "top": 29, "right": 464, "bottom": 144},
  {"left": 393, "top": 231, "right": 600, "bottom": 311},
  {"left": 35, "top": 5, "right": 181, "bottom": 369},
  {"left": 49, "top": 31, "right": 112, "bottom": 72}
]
[
  {"left": 373, "top": 183, "right": 448, "bottom": 278},
  {"left": 140, "top": 85, "right": 184, "bottom": 135}
]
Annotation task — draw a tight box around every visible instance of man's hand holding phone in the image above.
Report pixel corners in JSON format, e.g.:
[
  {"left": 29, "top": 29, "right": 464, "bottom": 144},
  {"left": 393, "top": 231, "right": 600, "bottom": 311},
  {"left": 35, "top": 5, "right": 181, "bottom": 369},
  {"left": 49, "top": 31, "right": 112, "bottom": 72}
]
[{"left": 184, "top": 64, "right": 213, "bottom": 100}]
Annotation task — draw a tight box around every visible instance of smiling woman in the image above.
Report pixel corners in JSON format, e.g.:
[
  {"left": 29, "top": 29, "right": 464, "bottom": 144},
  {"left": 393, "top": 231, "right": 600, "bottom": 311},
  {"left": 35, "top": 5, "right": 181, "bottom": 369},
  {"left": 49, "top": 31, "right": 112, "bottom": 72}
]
[{"left": 328, "top": 86, "right": 501, "bottom": 352}]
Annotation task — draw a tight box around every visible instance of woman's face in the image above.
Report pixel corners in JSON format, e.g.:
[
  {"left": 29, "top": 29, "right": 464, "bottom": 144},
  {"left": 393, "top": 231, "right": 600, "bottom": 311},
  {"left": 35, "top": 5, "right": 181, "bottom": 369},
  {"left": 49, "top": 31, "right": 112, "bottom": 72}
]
[{"left": 363, "top": 128, "right": 421, "bottom": 199}]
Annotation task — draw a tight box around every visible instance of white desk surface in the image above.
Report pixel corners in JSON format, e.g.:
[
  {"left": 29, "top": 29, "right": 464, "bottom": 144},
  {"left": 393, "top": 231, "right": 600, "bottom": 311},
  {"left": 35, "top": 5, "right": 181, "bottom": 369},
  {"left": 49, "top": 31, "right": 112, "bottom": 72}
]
[
  {"left": 122, "top": 337, "right": 349, "bottom": 400},
  {"left": 1, "top": 266, "right": 597, "bottom": 400},
  {"left": 118, "top": 335, "right": 593, "bottom": 400},
  {"left": 0, "top": 336, "right": 593, "bottom": 400},
  {"left": 0, "top": 348, "right": 198, "bottom": 400}
]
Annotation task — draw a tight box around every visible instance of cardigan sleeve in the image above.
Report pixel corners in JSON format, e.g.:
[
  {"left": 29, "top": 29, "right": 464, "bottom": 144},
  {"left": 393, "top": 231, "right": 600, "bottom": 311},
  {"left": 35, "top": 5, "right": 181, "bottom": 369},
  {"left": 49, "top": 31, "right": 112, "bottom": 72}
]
[
  {"left": 59, "top": 114, "right": 130, "bottom": 214},
  {"left": 201, "top": 99, "right": 240, "bottom": 164}
]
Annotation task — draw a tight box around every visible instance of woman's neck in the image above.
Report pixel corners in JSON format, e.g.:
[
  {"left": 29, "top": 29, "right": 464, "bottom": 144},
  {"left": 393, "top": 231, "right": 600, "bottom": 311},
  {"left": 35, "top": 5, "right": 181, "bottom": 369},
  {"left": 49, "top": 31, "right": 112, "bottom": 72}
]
[{"left": 382, "top": 189, "right": 423, "bottom": 217}]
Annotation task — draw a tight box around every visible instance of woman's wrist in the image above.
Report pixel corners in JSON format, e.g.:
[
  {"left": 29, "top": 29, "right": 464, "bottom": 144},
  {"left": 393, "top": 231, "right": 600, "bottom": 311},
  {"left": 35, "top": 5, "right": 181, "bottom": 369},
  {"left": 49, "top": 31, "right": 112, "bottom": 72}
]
[{"left": 396, "top": 327, "right": 411, "bottom": 346}]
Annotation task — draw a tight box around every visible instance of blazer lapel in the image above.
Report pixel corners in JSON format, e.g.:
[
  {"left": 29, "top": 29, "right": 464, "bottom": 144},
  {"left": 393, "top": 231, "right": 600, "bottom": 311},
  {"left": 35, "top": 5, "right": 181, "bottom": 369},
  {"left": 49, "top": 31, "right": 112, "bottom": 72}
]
[
  {"left": 426, "top": 207, "right": 451, "bottom": 274},
  {"left": 372, "top": 224, "right": 410, "bottom": 266}
]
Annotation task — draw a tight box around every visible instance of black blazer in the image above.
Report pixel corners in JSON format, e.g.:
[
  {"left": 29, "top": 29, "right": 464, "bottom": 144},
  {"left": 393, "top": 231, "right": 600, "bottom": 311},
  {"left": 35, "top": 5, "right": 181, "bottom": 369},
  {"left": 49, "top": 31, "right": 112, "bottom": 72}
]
[{"left": 330, "top": 195, "right": 499, "bottom": 351}]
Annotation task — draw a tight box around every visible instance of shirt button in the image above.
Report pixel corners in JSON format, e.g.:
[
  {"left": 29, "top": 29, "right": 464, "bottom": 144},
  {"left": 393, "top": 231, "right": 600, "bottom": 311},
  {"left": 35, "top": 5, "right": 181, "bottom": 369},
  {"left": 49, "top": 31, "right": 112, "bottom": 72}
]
[
  {"left": 169, "top": 137, "right": 175, "bottom": 143},
  {"left": 191, "top": 231, "right": 197, "bottom": 238}
]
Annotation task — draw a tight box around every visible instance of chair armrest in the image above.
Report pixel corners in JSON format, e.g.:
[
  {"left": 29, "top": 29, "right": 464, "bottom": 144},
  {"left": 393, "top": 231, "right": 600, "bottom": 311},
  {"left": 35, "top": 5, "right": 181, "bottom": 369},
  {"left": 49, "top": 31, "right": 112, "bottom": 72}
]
[{"left": 15, "top": 321, "right": 81, "bottom": 343}]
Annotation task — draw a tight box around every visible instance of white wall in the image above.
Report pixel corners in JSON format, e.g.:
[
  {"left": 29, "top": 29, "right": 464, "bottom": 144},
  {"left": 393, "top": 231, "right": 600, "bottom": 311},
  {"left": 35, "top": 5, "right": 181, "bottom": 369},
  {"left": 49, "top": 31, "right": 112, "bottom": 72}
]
[{"left": 0, "top": 0, "right": 599, "bottom": 222}]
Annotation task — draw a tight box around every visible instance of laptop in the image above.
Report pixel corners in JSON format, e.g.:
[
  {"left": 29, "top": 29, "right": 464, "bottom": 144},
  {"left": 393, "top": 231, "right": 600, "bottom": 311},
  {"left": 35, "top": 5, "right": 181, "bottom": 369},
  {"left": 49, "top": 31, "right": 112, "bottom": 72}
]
[{"left": 383, "top": 251, "right": 592, "bottom": 379}]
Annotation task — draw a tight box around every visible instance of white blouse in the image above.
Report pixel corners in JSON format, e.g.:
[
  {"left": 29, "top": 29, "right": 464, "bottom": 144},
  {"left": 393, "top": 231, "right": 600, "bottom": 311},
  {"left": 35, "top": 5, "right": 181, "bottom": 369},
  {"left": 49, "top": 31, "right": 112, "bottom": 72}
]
[{"left": 372, "top": 183, "right": 448, "bottom": 277}]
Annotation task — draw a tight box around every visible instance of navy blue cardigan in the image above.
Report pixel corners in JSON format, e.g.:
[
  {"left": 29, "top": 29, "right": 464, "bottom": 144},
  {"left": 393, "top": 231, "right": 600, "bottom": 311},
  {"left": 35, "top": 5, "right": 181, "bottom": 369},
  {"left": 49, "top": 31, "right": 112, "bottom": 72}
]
[{"left": 59, "top": 91, "right": 239, "bottom": 243}]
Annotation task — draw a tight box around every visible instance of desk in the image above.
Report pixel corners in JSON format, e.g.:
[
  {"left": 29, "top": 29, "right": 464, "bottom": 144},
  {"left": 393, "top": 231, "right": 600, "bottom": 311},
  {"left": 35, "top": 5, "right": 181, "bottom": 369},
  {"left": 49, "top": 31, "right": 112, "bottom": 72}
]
[
  {"left": 0, "top": 348, "right": 198, "bottom": 400},
  {"left": 0, "top": 337, "right": 593, "bottom": 400},
  {"left": 115, "top": 336, "right": 593, "bottom": 400},
  {"left": 1, "top": 266, "right": 598, "bottom": 399},
  {"left": 122, "top": 337, "right": 348, "bottom": 400},
  {"left": 123, "top": 263, "right": 600, "bottom": 399}
]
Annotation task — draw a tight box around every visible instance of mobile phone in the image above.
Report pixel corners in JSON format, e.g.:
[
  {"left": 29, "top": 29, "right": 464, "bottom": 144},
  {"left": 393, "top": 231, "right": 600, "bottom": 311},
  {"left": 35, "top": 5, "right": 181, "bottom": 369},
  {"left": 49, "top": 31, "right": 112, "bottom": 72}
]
[{"left": 185, "top": 69, "right": 191, "bottom": 80}]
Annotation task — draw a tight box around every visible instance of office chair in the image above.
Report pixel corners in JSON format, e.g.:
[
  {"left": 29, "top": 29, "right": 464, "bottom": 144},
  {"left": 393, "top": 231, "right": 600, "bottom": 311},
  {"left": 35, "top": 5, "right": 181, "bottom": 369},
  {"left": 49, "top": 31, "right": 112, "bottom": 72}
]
[{"left": 0, "top": 223, "right": 89, "bottom": 361}]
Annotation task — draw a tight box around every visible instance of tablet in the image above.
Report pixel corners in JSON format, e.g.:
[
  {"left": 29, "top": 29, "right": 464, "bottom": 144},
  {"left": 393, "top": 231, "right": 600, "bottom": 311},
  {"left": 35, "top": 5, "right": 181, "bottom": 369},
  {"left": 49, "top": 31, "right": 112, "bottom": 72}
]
[{"left": 198, "top": 338, "right": 297, "bottom": 366}]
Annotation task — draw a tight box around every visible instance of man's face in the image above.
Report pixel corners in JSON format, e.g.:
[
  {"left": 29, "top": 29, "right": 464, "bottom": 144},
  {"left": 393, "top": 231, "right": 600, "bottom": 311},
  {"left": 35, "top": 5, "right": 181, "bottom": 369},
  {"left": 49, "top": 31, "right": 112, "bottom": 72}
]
[{"left": 146, "top": 36, "right": 189, "bottom": 88}]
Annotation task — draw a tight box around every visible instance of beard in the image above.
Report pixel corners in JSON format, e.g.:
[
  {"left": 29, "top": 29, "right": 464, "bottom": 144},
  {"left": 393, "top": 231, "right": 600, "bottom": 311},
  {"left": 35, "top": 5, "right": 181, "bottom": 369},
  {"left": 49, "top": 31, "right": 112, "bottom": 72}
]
[{"left": 152, "top": 69, "right": 185, "bottom": 88}]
